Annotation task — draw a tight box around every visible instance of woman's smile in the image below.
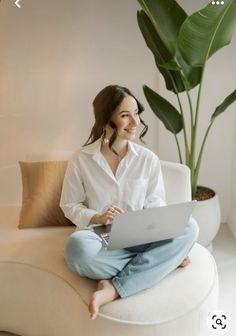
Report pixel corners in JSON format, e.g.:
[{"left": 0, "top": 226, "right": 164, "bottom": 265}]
[{"left": 124, "top": 127, "right": 137, "bottom": 134}]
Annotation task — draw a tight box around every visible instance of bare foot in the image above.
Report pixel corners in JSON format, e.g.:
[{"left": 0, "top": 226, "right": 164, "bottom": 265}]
[
  {"left": 178, "top": 256, "right": 190, "bottom": 268},
  {"left": 88, "top": 279, "right": 119, "bottom": 320}
]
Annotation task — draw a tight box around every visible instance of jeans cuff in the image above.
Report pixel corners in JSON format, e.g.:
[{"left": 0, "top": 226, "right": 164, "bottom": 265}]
[{"left": 112, "top": 277, "right": 127, "bottom": 298}]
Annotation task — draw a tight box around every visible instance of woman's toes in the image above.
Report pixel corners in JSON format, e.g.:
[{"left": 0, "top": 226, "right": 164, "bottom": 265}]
[{"left": 178, "top": 256, "right": 190, "bottom": 268}]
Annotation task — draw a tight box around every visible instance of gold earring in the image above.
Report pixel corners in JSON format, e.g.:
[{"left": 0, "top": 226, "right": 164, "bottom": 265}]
[{"left": 102, "top": 129, "right": 109, "bottom": 144}]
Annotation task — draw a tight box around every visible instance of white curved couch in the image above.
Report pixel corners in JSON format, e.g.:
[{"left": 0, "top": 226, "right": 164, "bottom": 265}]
[{"left": 0, "top": 161, "right": 218, "bottom": 336}]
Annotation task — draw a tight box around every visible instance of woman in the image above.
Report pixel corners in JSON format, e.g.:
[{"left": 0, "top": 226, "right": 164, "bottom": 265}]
[{"left": 60, "top": 85, "right": 199, "bottom": 320}]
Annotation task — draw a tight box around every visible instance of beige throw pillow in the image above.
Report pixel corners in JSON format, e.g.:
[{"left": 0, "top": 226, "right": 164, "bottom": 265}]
[{"left": 18, "top": 160, "right": 73, "bottom": 228}]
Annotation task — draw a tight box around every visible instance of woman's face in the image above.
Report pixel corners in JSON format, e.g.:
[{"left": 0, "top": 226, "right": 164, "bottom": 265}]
[{"left": 108, "top": 95, "right": 140, "bottom": 141}]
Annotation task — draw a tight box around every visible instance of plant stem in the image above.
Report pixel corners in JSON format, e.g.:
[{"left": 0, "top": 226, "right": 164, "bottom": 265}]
[
  {"left": 176, "top": 91, "right": 189, "bottom": 163},
  {"left": 191, "top": 64, "right": 207, "bottom": 196},
  {"left": 174, "top": 61, "right": 190, "bottom": 163},
  {"left": 193, "top": 121, "right": 214, "bottom": 194},
  {"left": 186, "top": 89, "right": 195, "bottom": 173},
  {"left": 186, "top": 89, "right": 194, "bottom": 130},
  {"left": 162, "top": 70, "right": 184, "bottom": 163},
  {"left": 174, "top": 133, "right": 183, "bottom": 163}
]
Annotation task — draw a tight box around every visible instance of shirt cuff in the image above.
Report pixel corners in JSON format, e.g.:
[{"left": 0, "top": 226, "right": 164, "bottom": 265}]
[{"left": 76, "top": 208, "right": 99, "bottom": 229}]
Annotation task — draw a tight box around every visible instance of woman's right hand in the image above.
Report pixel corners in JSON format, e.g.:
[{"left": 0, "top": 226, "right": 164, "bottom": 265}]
[{"left": 91, "top": 205, "right": 125, "bottom": 225}]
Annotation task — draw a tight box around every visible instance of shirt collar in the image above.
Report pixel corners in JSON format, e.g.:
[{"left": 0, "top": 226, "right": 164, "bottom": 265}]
[
  {"left": 127, "top": 140, "right": 138, "bottom": 157},
  {"left": 81, "top": 138, "right": 138, "bottom": 157},
  {"left": 81, "top": 138, "right": 101, "bottom": 155}
]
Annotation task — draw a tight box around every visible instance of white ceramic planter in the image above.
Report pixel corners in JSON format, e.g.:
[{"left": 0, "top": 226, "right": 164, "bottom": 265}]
[
  {"left": 228, "top": 208, "right": 236, "bottom": 240},
  {"left": 192, "top": 193, "right": 221, "bottom": 248}
]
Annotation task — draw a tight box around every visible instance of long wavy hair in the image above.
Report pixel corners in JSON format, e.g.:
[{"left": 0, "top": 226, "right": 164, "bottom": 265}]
[{"left": 83, "top": 85, "right": 148, "bottom": 151}]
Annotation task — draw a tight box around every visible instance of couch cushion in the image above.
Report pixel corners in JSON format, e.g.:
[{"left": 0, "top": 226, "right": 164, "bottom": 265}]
[
  {"left": 0, "top": 206, "right": 218, "bottom": 325},
  {"left": 18, "top": 161, "right": 73, "bottom": 228}
]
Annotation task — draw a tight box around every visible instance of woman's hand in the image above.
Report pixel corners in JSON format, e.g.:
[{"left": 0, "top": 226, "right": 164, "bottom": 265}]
[{"left": 91, "top": 205, "right": 125, "bottom": 225}]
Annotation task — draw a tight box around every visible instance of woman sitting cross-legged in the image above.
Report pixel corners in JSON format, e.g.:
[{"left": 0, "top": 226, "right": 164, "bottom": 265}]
[{"left": 60, "top": 84, "right": 199, "bottom": 320}]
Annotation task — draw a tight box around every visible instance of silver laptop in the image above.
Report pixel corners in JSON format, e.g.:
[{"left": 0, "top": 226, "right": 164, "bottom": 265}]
[{"left": 92, "top": 201, "right": 197, "bottom": 250}]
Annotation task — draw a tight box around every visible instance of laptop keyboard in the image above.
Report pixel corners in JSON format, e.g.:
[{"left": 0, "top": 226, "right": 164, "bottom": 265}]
[{"left": 101, "top": 232, "right": 110, "bottom": 244}]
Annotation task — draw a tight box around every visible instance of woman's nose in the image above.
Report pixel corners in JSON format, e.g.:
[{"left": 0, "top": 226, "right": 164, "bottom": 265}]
[{"left": 130, "top": 116, "right": 139, "bottom": 126}]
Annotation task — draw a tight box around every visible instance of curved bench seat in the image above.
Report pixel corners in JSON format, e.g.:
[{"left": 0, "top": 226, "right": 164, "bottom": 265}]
[{"left": 0, "top": 206, "right": 218, "bottom": 336}]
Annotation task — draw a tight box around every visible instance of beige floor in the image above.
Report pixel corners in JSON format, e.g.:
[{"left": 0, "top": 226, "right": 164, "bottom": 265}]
[
  {"left": 211, "top": 223, "right": 236, "bottom": 336},
  {"left": 1, "top": 223, "right": 236, "bottom": 336}
]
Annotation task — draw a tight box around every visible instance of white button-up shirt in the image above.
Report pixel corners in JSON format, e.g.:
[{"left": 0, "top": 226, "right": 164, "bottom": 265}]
[{"left": 60, "top": 138, "right": 166, "bottom": 230}]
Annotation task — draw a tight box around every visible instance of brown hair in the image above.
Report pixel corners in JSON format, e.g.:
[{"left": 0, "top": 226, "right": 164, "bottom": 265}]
[{"left": 83, "top": 85, "right": 148, "bottom": 150}]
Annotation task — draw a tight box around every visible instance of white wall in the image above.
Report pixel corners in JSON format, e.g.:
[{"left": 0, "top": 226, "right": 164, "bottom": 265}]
[
  {"left": 0, "top": 0, "right": 236, "bottom": 224},
  {"left": 228, "top": 124, "right": 236, "bottom": 237},
  {"left": 0, "top": 0, "right": 158, "bottom": 204}
]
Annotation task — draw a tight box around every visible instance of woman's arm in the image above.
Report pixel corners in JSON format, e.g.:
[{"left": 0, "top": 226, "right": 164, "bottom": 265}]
[
  {"left": 60, "top": 158, "right": 99, "bottom": 229},
  {"left": 144, "top": 155, "right": 166, "bottom": 208}
]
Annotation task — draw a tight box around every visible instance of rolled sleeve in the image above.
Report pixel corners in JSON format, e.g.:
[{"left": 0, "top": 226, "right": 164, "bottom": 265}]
[
  {"left": 60, "top": 158, "right": 99, "bottom": 230},
  {"left": 60, "top": 203, "right": 98, "bottom": 229},
  {"left": 144, "top": 155, "right": 166, "bottom": 208}
]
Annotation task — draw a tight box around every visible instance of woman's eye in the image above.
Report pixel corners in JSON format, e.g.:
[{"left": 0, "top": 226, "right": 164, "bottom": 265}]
[{"left": 120, "top": 112, "right": 139, "bottom": 118}]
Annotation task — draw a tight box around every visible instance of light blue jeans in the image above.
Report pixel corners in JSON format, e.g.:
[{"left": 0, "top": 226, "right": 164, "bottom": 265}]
[{"left": 64, "top": 217, "right": 199, "bottom": 298}]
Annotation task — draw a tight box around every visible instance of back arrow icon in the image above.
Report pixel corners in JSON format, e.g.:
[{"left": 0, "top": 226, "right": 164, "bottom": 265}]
[{"left": 15, "top": 0, "right": 21, "bottom": 8}]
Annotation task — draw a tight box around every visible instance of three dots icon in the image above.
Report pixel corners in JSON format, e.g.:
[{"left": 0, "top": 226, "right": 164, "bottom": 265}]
[{"left": 212, "top": 1, "right": 225, "bottom": 4}]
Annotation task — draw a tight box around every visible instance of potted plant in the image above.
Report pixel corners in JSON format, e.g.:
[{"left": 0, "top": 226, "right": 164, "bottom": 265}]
[{"left": 137, "top": 0, "right": 236, "bottom": 248}]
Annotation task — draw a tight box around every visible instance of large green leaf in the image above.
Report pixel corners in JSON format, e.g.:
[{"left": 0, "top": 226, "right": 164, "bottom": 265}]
[
  {"left": 137, "top": 10, "right": 202, "bottom": 92},
  {"left": 161, "top": 50, "right": 202, "bottom": 91},
  {"left": 211, "top": 89, "right": 236, "bottom": 121},
  {"left": 179, "top": 0, "right": 236, "bottom": 66},
  {"left": 143, "top": 85, "right": 183, "bottom": 134},
  {"left": 138, "top": 0, "right": 187, "bottom": 54},
  {"left": 137, "top": 10, "right": 184, "bottom": 92}
]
